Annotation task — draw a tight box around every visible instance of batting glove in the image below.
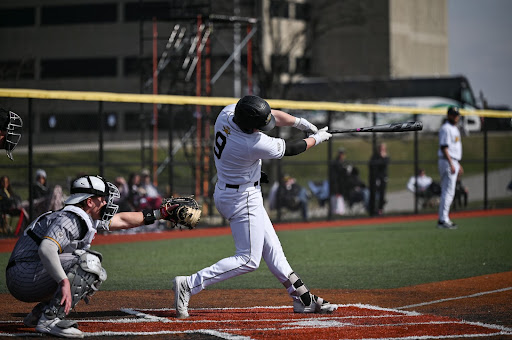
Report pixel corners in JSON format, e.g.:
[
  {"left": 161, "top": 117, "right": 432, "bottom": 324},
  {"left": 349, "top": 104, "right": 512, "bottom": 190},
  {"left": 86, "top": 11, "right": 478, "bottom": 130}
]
[
  {"left": 311, "top": 126, "right": 332, "bottom": 145},
  {"left": 293, "top": 118, "right": 318, "bottom": 134}
]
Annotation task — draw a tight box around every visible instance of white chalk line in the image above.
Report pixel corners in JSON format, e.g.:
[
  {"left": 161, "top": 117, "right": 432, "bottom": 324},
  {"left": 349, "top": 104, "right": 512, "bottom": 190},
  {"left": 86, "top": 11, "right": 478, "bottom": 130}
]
[
  {"left": 1, "top": 303, "right": 511, "bottom": 338},
  {"left": 397, "top": 286, "right": 512, "bottom": 309}
]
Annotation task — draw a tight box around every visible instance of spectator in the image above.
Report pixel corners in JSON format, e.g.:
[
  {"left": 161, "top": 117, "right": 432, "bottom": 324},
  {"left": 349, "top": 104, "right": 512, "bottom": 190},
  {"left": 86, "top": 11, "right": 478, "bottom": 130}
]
[
  {"left": 0, "top": 175, "right": 26, "bottom": 234},
  {"left": 452, "top": 176, "right": 468, "bottom": 210},
  {"left": 113, "top": 176, "right": 132, "bottom": 212},
  {"left": 32, "top": 169, "right": 64, "bottom": 217},
  {"left": 331, "top": 148, "right": 353, "bottom": 199},
  {"left": 346, "top": 167, "right": 369, "bottom": 211},
  {"left": 331, "top": 148, "right": 353, "bottom": 215},
  {"left": 269, "top": 175, "right": 309, "bottom": 221},
  {"left": 369, "top": 143, "right": 389, "bottom": 215},
  {"left": 406, "top": 169, "right": 441, "bottom": 208},
  {"left": 308, "top": 180, "right": 329, "bottom": 207},
  {"left": 33, "top": 169, "right": 49, "bottom": 200},
  {"left": 127, "top": 172, "right": 143, "bottom": 210},
  {"left": 138, "top": 169, "right": 162, "bottom": 210}
]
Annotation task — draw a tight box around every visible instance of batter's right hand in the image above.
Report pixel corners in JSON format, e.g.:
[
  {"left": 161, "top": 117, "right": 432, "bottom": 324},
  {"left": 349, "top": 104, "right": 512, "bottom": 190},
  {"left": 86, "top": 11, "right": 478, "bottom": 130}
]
[{"left": 311, "top": 126, "right": 332, "bottom": 145}]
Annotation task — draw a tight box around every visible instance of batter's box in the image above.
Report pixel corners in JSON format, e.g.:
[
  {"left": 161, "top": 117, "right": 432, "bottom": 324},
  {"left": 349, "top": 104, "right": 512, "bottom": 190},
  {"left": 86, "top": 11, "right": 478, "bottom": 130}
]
[
  {"left": 106, "top": 304, "right": 512, "bottom": 339},
  {"left": 2, "top": 304, "right": 511, "bottom": 338}
]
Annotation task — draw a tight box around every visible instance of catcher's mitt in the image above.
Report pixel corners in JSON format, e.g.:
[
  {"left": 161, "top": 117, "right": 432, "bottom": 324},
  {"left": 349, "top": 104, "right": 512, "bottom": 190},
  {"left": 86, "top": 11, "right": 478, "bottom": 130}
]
[{"left": 161, "top": 196, "right": 201, "bottom": 229}]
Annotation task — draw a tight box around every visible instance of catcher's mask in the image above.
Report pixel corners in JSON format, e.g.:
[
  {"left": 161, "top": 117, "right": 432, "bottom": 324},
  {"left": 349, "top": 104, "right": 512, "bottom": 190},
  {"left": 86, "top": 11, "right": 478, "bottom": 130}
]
[
  {"left": 0, "top": 109, "right": 23, "bottom": 160},
  {"left": 233, "top": 95, "right": 276, "bottom": 134},
  {"left": 65, "top": 175, "right": 120, "bottom": 230}
]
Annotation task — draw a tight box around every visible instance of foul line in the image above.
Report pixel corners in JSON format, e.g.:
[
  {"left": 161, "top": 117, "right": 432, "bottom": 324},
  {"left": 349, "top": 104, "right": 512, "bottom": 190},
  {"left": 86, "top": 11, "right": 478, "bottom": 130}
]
[{"left": 396, "top": 287, "right": 512, "bottom": 310}]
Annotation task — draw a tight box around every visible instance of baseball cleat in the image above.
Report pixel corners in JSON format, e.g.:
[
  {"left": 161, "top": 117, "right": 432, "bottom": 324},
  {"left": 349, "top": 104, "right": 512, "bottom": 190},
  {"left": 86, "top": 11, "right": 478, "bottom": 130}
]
[
  {"left": 23, "top": 302, "right": 46, "bottom": 327},
  {"left": 173, "top": 276, "right": 191, "bottom": 319},
  {"left": 35, "top": 314, "right": 84, "bottom": 338},
  {"left": 293, "top": 295, "right": 338, "bottom": 314},
  {"left": 437, "top": 220, "right": 457, "bottom": 229}
]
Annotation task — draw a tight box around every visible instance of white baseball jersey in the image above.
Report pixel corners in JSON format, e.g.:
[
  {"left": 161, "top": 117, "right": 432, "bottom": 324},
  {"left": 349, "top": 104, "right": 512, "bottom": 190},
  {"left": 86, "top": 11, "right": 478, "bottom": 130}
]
[
  {"left": 186, "top": 103, "right": 299, "bottom": 299},
  {"left": 438, "top": 121, "right": 462, "bottom": 160},
  {"left": 437, "top": 120, "right": 462, "bottom": 224},
  {"left": 213, "top": 104, "right": 285, "bottom": 185}
]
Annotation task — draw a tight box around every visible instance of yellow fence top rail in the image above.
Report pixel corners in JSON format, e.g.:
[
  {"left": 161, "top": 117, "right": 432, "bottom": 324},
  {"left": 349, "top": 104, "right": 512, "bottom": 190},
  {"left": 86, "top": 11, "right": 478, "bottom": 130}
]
[{"left": 1, "top": 88, "right": 511, "bottom": 118}]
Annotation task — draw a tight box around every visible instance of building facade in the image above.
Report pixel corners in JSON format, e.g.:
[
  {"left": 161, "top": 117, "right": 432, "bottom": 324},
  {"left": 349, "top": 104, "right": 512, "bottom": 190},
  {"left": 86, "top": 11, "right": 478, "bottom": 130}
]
[{"left": 0, "top": 0, "right": 448, "bottom": 142}]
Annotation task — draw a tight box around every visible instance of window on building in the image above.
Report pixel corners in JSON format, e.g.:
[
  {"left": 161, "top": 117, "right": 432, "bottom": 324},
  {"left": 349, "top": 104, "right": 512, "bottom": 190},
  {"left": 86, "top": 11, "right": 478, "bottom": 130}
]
[
  {"left": 40, "top": 58, "right": 117, "bottom": 78},
  {"left": 123, "top": 56, "right": 152, "bottom": 76},
  {"left": 271, "top": 54, "right": 289, "bottom": 73},
  {"left": 42, "top": 112, "right": 118, "bottom": 131},
  {"left": 0, "top": 59, "right": 35, "bottom": 80},
  {"left": 124, "top": 1, "right": 210, "bottom": 21},
  {"left": 41, "top": 4, "right": 117, "bottom": 25},
  {"left": 295, "top": 2, "right": 310, "bottom": 21},
  {"left": 270, "top": 0, "right": 289, "bottom": 18},
  {"left": 125, "top": 1, "right": 172, "bottom": 21},
  {"left": 125, "top": 109, "right": 194, "bottom": 131},
  {"left": 0, "top": 7, "right": 35, "bottom": 27},
  {"left": 295, "top": 56, "right": 310, "bottom": 74}
]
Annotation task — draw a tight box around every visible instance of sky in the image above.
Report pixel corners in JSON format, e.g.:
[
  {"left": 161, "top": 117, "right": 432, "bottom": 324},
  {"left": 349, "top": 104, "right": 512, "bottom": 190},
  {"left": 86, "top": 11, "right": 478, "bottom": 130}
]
[{"left": 448, "top": 0, "right": 512, "bottom": 109}]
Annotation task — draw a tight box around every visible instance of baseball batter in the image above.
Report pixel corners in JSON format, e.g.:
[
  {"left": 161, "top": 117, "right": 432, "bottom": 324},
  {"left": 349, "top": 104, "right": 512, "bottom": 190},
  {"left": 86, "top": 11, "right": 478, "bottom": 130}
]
[
  {"left": 5, "top": 175, "right": 179, "bottom": 338},
  {"left": 0, "top": 108, "right": 23, "bottom": 160},
  {"left": 173, "top": 95, "right": 337, "bottom": 319},
  {"left": 437, "top": 107, "right": 463, "bottom": 229}
]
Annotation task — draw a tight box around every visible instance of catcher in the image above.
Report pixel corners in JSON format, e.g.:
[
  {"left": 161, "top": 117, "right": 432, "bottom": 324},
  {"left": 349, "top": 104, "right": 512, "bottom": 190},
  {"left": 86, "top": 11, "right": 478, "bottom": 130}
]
[{"left": 5, "top": 175, "right": 200, "bottom": 338}]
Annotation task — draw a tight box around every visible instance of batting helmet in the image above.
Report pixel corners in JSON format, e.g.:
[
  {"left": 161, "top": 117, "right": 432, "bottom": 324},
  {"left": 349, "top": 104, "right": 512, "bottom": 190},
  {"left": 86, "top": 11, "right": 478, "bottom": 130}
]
[
  {"left": 447, "top": 106, "right": 460, "bottom": 116},
  {"left": 234, "top": 95, "right": 276, "bottom": 134}
]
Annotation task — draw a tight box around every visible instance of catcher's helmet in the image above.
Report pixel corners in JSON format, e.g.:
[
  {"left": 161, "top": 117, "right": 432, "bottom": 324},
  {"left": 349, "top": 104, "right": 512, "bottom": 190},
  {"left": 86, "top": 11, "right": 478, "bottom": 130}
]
[
  {"left": 0, "top": 109, "right": 23, "bottom": 160},
  {"left": 234, "top": 95, "right": 276, "bottom": 134},
  {"left": 65, "top": 175, "right": 120, "bottom": 229},
  {"left": 447, "top": 106, "right": 460, "bottom": 116}
]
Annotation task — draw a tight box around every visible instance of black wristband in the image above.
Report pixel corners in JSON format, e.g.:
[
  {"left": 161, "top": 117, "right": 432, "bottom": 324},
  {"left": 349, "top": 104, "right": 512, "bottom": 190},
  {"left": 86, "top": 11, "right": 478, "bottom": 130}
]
[{"left": 142, "top": 208, "right": 156, "bottom": 225}]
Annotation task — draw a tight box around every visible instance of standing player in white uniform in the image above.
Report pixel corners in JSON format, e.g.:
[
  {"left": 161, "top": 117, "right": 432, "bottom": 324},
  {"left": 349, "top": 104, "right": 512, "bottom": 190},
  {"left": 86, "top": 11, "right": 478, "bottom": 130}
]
[
  {"left": 6, "top": 175, "right": 179, "bottom": 338},
  {"left": 437, "top": 107, "right": 463, "bottom": 229},
  {"left": 173, "top": 95, "right": 336, "bottom": 318}
]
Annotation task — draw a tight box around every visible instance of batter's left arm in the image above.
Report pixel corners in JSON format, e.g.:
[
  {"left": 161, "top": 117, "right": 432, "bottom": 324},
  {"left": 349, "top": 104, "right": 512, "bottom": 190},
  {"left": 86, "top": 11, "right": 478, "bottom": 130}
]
[
  {"left": 271, "top": 109, "right": 318, "bottom": 133},
  {"left": 271, "top": 109, "right": 299, "bottom": 127}
]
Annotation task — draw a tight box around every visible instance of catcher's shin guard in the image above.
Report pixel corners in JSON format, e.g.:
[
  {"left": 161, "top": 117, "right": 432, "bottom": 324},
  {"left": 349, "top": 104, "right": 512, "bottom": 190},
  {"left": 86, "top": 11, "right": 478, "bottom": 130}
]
[
  {"left": 43, "top": 251, "right": 107, "bottom": 320},
  {"left": 282, "top": 272, "right": 312, "bottom": 306}
]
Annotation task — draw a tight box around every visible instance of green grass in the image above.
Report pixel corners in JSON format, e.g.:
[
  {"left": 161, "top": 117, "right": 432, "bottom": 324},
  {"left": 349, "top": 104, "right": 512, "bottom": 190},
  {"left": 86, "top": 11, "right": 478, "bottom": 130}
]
[{"left": 2, "top": 214, "right": 510, "bottom": 293}]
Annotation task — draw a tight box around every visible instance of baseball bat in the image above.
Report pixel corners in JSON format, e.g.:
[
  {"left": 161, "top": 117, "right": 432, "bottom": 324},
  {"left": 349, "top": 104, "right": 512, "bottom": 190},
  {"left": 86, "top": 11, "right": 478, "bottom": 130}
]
[{"left": 327, "top": 121, "right": 423, "bottom": 134}]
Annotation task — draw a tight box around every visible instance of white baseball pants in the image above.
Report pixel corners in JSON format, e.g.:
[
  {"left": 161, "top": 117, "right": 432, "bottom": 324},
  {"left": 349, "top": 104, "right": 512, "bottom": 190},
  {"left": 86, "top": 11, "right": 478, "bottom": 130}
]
[
  {"left": 187, "top": 183, "right": 293, "bottom": 296},
  {"left": 438, "top": 158, "right": 460, "bottom": 223}
]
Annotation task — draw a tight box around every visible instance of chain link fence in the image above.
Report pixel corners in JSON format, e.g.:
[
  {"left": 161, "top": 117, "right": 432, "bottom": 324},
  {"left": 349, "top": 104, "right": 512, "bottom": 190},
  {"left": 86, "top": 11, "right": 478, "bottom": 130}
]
[{"left": 1, "top": 91, "right": 511, "bottom": 236}]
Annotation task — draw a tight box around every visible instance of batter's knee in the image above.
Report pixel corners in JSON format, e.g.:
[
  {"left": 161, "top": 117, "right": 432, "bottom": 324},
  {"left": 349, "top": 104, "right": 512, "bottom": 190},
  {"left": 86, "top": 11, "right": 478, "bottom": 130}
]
[{"left": 237, "top": 254, "right": 260, "bottom": 273}]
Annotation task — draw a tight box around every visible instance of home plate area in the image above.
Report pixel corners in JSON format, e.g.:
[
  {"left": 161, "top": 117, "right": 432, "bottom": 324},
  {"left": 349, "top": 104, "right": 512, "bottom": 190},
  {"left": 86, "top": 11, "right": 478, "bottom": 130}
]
[{"left": 26, "top": 304, "right": 510, "bottom": 339}]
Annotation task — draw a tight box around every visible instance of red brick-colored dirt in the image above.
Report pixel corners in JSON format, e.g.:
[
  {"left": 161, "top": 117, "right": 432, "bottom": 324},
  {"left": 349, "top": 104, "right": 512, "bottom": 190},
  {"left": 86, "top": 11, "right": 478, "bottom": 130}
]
[
  {"left": 1, "top": 209, "right": 511, "bottom": 339},
  {"left": 1, "top": 272, "right": 511, "bottom": 339}
]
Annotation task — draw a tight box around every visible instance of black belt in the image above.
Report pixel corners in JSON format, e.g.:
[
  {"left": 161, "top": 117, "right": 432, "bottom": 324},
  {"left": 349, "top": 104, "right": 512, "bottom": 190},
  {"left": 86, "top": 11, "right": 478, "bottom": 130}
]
[{"left": 226, "top": 181, "right": 259, "bottom": 189}]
